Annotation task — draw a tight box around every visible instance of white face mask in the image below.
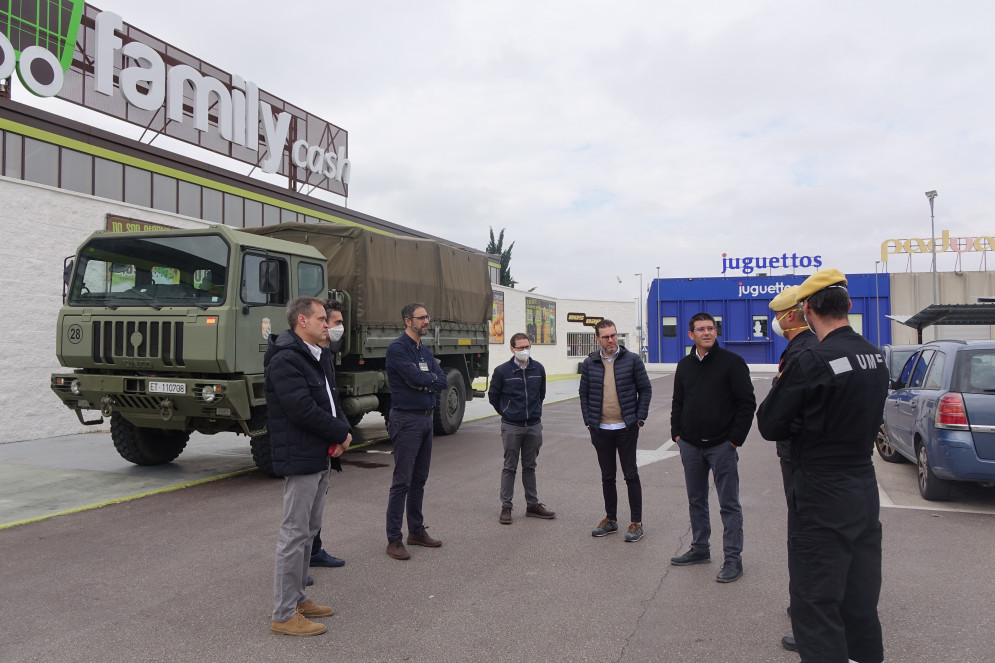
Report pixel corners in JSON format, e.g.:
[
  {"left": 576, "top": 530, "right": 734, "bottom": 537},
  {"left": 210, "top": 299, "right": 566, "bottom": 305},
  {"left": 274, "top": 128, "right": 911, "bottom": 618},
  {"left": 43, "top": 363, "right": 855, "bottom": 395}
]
[
  {"left": 772, "top": 316, "right": 785, "bottom": 338},
  {"left": 327, "top": 325, "right": 344, "bottom": 343},
  {"left": 514, "top": 349, "right": 530, "bottom": 363}
]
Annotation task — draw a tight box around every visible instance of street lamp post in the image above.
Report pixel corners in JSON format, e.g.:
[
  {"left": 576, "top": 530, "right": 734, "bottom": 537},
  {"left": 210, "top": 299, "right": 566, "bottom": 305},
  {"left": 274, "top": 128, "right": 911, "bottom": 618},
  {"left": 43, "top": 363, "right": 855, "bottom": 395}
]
[
  {"left": 874, "top": 260, "right": 881, "bottom": 347},
  {"left": 634, "top": 273, "right": 643, "bottom": 360},
  {"left": 926, "top": 190, "right": 938, "bottom": 305}
]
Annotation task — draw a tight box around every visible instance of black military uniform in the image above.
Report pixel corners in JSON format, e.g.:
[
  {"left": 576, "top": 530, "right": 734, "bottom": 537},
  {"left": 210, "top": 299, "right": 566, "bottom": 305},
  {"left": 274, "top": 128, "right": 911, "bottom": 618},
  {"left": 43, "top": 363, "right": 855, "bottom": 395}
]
[
  {"left": 757, "top": 326, "right": 889, "bottom": 663},
  {"left": 773, "top": 327, "right": 819, "bottom": 494}
]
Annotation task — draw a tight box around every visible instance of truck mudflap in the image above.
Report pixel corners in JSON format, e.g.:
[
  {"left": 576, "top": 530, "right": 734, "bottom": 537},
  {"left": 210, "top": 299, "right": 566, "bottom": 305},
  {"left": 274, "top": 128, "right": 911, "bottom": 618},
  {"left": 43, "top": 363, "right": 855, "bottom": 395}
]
[{"left": 50, "top": 373, "right": 255, "bottom": 427}]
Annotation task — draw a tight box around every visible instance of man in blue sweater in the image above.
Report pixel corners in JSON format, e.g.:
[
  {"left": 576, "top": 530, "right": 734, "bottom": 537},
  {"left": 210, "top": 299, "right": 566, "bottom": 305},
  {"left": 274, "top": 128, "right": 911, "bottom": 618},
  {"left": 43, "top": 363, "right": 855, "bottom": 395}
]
[
  {"left": 670, "top": 312, "right": 756, "bottom": 583},
  {"left": 489, "top": 332, "right": 555, "bottom": 524}
]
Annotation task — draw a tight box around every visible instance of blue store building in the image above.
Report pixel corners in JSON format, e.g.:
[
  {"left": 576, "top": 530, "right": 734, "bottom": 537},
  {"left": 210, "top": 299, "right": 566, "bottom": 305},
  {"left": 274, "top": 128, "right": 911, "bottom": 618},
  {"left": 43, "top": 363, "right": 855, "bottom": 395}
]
[{"left": 648, "top": 274, "right": 891, "bottom": 364}]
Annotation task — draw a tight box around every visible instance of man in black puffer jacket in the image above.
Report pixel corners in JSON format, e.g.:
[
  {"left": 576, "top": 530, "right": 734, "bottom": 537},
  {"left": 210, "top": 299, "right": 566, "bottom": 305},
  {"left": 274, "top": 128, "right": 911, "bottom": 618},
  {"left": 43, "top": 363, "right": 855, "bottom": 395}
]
[
  {"left": 265, "top": 297, "right": 352, "bottom": 637},
  {"left": 670, "top": 312, "right": 756, "bottom": 584},
  {"left": 579, "top": 319, "right": 652, "bottom": 543}
]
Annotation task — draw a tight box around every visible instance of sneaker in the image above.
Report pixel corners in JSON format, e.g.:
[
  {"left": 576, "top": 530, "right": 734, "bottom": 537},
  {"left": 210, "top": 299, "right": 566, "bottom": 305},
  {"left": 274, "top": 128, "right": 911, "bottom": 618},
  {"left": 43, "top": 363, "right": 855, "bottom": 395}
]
[
  {"left": 271, "top": 610, "right": 327, "bottom": 636},
  {"left": 781, "top": 635, "right": 797, "bottom": 652},
  {"left": 499, "top": 507, "right": 513, "bottom": 525},
  {"left": 309, "top": 550, "right": 345, "bottom": 568},
  {"left": 407, "top": 527, "right": 442, "bottom": 547},
  {"left": 591, "top": 517, "right": 619, "bottom": 537},
  {"left": 296, "top": 599, "right": 334, "bottom": 618},
  {"left": 716, "top": 561, "right": 744, "bottom": 583},
  {"left": 306, "top": 575, "right": 314, "bottom": 587},
  {"left": 386, "top": 539, "right": 411, "bottom": 560},
  {"left": 526, "top": 503, "right": 556, "bottom": 519},
  {"left": 670, "top": 548, "right": 711, "bottom": 566},
  {"left": 624, "top": 522, "right": 644, "bottom": 542}
]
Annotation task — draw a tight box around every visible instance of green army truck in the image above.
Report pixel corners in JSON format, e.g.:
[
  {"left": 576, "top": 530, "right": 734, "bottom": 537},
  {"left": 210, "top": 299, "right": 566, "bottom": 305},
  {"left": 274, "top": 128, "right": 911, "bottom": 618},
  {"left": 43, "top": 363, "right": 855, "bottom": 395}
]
[{"left": 50, "top": 222, "right": 492, "bottom": 475}]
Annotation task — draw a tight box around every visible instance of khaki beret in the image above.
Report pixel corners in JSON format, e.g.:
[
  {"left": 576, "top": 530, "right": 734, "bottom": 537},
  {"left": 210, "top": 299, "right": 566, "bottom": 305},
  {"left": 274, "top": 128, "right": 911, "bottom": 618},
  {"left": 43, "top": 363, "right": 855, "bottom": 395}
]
[
  {"left": 768, "top": 285, "right": 802, "bottom": 312},
  {"left": 797, "top": 268, "right": 848, "bottom": 301}
]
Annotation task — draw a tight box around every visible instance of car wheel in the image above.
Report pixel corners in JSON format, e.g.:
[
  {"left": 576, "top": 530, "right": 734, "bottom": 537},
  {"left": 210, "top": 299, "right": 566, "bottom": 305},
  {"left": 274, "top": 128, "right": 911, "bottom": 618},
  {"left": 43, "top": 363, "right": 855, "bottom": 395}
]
[
  {"left": 917, "top": 441, "right": 951, "bottom": 501},
  {"left": 875, "top": 424, "right": 906, "bottom": 463}
]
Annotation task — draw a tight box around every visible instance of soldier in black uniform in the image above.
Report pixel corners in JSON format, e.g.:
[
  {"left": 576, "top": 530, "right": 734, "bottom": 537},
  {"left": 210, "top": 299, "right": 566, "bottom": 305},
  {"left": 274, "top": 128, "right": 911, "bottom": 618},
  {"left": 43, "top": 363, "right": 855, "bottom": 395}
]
[
  {"left": 757, "top": 269, "right": 889, "bottom": 663},
  {"left": 766, "top": 285, "right": 819, "bottom": 653}
]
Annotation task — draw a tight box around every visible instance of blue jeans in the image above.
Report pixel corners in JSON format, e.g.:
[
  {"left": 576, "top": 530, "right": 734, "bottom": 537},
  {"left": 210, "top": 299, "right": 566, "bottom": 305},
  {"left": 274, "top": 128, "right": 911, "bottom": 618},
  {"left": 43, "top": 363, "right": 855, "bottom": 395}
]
[
  {"left": 500, "top": 421, "right": 542, "bottom": 508},
  {"left": 386, "top": 409, "right": 434, "bottom": 542},
  {"left": 677, "top": 439, "right": 743, "bottom": 564}
]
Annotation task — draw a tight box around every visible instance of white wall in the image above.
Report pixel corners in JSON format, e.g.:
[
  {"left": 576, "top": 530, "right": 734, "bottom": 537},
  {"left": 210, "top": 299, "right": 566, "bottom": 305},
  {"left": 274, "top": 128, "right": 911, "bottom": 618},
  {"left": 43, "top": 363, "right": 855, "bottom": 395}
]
[
  {"left": 889, "top": 271, "right": 995, "bottom": 344},
  {"left": 0, "top": 177, "right": 211, "bottom": 443},
  {"left": 486, "top": 285, "right": 636, "bottom": 376}
]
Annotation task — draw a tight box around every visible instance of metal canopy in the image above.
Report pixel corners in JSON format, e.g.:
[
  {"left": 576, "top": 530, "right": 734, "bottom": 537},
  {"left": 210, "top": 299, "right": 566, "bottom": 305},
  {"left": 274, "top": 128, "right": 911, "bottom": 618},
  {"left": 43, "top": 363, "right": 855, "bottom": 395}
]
[{"left": 895, "top": 303, "right": 995, "bottom": 343}]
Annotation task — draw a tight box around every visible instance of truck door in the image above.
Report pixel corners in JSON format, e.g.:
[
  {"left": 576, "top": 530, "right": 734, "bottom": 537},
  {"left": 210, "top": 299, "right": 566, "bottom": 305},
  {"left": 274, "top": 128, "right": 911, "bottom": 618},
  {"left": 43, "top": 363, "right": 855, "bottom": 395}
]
[{"left": 234, "top": 252, "right": 291, "bottom": 377}]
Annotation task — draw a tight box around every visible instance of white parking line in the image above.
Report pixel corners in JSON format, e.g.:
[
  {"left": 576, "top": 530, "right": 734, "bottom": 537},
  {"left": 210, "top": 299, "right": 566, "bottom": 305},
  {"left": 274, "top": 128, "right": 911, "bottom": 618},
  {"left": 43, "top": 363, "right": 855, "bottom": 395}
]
[{"left": 879, "top": 483, "right": 995, "bottom": 515}]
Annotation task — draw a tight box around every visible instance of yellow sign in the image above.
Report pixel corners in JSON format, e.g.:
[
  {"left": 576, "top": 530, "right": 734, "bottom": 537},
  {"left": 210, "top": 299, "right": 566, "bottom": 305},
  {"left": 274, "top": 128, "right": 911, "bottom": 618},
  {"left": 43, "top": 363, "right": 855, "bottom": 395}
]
[{"left": 881, "top": 230, "right": 995, "bottom": 262}]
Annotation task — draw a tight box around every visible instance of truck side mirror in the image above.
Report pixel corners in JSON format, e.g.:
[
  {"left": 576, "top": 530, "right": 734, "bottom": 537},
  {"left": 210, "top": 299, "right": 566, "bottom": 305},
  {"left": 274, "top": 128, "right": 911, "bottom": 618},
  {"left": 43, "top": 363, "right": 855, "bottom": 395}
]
[
  {"left": 63, "top": 259, "right": 74, "bottom": 287},
  {"left": 259, "top": 260, "right": 281, "bottom": 294}
]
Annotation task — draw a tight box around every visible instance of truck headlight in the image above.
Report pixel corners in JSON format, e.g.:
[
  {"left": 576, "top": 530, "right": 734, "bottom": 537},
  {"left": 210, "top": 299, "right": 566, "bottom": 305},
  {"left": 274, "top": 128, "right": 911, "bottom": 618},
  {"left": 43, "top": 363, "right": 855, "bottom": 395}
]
[
  {"left": 70, "top": 379, "right": 81, "bottom": 396},
  {"left": 201, "top": 385, "right": 220, "bottom": 403}
]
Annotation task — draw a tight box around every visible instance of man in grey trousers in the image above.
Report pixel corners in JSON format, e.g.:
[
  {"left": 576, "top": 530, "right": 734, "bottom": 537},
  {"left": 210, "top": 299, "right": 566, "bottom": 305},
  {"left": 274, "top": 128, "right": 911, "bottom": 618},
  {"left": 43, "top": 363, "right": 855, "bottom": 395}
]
[
  {"left": 488, "top": 332, "right": 555, "bottom": 524},
  {"left": 264, "top": 296, "right": 352, "bottom": 636}
]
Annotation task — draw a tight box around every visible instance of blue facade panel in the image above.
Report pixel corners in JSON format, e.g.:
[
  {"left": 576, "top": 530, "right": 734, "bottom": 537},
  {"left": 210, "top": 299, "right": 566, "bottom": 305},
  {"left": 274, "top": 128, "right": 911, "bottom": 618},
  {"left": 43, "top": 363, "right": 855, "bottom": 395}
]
[{"left": 648, "top": 274, "right": 891, "bottom": 363}]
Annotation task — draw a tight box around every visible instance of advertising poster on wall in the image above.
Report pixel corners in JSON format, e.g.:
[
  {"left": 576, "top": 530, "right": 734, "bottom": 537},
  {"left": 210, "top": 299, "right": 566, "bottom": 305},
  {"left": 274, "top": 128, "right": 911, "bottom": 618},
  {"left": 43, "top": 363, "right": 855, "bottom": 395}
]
[
  {"left": 526, "top": 297, "right": 556, "bottom": 345},
  {"left": 490, "top": 291, "right": 505, "bottom": 344}
]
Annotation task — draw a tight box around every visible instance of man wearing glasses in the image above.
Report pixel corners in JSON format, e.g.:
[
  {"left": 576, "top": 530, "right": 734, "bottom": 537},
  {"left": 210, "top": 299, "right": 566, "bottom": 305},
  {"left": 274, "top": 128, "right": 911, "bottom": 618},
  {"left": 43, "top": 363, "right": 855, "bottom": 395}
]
[
  {"left": 579, "top": 319, "right": 652, "bottom": 542},
  {"left": 384, "top": 302, "right": 448, "bottom": 560},
  {"left": 670, "top": 313, "right": 756, "bottom": 583},
  {"left": 489, "top": 332, "right": 556, "bottom": 525}
]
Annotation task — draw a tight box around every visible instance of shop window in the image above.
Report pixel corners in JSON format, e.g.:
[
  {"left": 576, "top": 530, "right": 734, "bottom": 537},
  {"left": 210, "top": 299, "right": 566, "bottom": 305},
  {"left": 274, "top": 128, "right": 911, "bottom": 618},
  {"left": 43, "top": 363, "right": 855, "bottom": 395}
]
[
  {"left": 263, "top": 204, "right": 280, "bottom": 226},
  {"left": 60, "top": 149, "right": 93, "bottom": 195},
  {"left": 244, "top": 199, "right": 263, "bottom": 228},
  {"left": 94, "top": 157, "right": 123, "bottom": 201},
  {"left": 568, "top": 332, "right": 597, "bottom": 357},
  {"left": 3, "top": 131, "right": 21, "bottom": 179},
  {"left": 662, "top": 316, "right": 677, "bottom": 338},
  {"left": 152, "top": 173, "right": 177, "bottom": 213},
  {"left": 305, "top": 215, "right": 319, "bottom": 224},
  {"left": 848, "top": 313, "right": 863, "bottom": 335},
  {"left": 203, "top": 188, "right": 223, "bottom": 223},
  {"left": 23, "top": 137, "right": 59, "bottom": 187},
  {"left": 178, "top": 180, "right": 201, "bottom": 217},
  {"left": 224, "top": 193, "right": 244, "bottom": 227},
  {"left": 752, "top": 315, "right": 768, "bottom": 338},
  {"left": 281, "top": 208, "right": 298, "bottom": 224},
  {"left": 714, "top": 316, "right": 723, "bottom": 337},
  {"left": 123, "top": 166, "right": 151, "bottom": 206}
]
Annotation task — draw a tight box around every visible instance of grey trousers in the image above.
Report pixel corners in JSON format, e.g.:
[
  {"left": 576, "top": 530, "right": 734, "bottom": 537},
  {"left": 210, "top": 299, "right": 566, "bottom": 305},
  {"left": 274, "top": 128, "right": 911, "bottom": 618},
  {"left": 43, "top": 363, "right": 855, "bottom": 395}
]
[
  {"left": 273, "top": 466, "right": 330, "bottom": 622},
  {"left": 500, "top": 421, "right": 542, "bottom": 508},
  {"left": 677, "top": 439, "right": 744, "bottom": 564}
]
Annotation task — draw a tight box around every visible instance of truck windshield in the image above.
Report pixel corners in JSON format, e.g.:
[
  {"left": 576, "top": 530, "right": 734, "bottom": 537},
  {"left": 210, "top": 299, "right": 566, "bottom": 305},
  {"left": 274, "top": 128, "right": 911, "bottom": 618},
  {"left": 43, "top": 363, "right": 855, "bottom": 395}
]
[{"left": 68, "top": 234, "right": 230, "bottom": 307}]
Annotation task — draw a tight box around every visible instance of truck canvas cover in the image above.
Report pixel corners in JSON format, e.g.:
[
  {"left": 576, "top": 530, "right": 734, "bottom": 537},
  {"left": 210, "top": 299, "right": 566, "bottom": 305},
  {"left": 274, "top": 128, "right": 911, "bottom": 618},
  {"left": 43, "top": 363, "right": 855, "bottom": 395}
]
[{"left": 241, "top": 223, "right": 492, "bottom": 326}]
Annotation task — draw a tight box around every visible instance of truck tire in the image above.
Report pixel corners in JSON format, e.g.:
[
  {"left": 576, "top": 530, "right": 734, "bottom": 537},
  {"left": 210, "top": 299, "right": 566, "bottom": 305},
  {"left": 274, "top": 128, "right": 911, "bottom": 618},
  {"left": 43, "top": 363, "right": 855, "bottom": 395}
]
[
  {"left": 250, "top": 433, "right": 280, "bottom": 478},
  {"left": 434, "top": 368, "right": 466, "bottom": 436},
  {"left": 347, "top": 412, "right": 365, "bottom": 427},
  {"left": 110, "top": 413, "right": 188, "bottom": 465}
]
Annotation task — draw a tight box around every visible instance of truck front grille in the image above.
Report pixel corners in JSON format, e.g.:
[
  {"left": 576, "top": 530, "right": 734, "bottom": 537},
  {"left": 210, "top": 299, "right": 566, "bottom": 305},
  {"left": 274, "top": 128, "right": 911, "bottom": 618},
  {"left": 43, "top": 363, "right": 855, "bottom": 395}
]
[{"left": 91, "top": 320, "right": 186, "bottom": 366}]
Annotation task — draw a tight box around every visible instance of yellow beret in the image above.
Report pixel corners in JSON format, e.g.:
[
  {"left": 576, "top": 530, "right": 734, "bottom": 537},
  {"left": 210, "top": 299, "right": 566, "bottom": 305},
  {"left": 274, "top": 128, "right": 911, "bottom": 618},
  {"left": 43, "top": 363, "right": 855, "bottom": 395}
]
[
  {"left": 768, "top": 285, "right": 802, "bottom": 312},
  {"left": 797, "top": 268, "right": 848, "bottom": 301}
]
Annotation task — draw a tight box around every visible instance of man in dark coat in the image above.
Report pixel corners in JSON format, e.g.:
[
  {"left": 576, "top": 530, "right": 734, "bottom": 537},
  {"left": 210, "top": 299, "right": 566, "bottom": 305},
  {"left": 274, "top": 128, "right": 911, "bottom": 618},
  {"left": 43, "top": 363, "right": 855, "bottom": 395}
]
[
  {"left": 266, "top": 296, "right": 352, "bottom": 636},
  {"left": 579, "top": 319, "right": 652, "bottom": 542}
]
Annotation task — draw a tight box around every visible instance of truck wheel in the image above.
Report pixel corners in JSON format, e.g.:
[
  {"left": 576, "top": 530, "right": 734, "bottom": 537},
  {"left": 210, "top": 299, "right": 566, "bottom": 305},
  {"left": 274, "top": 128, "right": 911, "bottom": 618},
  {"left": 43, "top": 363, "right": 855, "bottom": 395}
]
[
  {"left": 110, "top": 413, "right": 188, "bottom": 465},
  {"left": 434, "top": 368, "right": 466, "bottom": 436},
  {"left": 347, "top": 412, "right": 365, "bottom": 427},
  {"left": 250, "top": 433, "right": 280, "bottom": 478}
]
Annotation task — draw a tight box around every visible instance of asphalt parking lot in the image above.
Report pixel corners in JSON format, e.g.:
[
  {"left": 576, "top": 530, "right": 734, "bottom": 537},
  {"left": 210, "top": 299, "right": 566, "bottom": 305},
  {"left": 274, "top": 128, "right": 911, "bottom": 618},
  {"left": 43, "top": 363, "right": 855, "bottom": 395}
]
[{"left": 1, "top": 373, "right": 993, "bottom": 662}]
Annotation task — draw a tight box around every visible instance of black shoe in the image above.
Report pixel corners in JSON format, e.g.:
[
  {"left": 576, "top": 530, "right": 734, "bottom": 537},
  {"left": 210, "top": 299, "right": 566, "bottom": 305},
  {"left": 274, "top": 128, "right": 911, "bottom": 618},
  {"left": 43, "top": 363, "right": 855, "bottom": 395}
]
[
  {"left": 309, "top": 550, "right": 345, "bottom": 568},
  {"left": 781, "top": 635, "right": 797, "bottom": 652},
  {"left": 670, "top": 549, "right": 710, "bottom": 566},
  {"left": 306, "top": 575, "right": 314, "bottom": 587},
  {"left": 716, "top": 561, "right": 743, "bottom": 583},
  {"left": 786, "top": 605, "right": 792, "bottom": 618}
]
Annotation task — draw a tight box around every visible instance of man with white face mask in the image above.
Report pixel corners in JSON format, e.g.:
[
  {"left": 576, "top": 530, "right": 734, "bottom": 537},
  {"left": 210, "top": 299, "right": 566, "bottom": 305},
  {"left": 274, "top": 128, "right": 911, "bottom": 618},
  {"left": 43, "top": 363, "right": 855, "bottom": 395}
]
[{"left": 488, "top": 332, "right": 554, "bottom": 524}]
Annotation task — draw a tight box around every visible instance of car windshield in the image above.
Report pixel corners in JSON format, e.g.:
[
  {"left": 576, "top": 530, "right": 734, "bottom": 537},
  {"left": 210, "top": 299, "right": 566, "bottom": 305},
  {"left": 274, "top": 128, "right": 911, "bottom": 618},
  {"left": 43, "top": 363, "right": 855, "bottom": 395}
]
[
  {"left": 953, "top": 349, "right": 995, "bottom": 394},
  {"left": 68, "top": 234, "right": 230, "bottom": 307}
]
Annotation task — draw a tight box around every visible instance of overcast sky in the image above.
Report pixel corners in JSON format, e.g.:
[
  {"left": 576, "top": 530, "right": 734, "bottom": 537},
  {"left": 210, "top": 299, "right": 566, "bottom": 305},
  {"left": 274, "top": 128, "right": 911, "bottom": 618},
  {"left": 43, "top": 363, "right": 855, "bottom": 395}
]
[{"left": 16, "top": 0, "right": 995, "bottom": 301}]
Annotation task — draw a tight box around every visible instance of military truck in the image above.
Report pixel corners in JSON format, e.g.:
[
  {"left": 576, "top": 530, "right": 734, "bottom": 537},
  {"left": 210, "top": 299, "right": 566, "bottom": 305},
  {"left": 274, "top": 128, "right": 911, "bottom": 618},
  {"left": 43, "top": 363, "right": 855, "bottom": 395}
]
[{"left": 50, "top": 222, "right": 492, "bottom": 475}]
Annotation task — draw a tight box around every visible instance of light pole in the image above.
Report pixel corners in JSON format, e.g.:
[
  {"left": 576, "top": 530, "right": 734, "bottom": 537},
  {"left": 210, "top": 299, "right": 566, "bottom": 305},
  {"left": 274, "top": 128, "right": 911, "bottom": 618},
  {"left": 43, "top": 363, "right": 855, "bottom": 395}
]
[
  {"left": 926, "top": 190, "right": 938, "bottom": 305},
  {"left": 634, "top": 273, "right": 644, "bottom": 359},
  {"left": 874, "top": 260, "right": 881, "bottom": 347},
  {"left": 656, "top": 266, "right": 661, "bottom": 363}
]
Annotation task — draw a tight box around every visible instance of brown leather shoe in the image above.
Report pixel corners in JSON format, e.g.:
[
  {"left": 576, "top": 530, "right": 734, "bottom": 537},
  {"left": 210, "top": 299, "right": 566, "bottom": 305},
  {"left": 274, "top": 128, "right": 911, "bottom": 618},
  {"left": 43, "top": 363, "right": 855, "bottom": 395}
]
[
  {"left": 526, "top": 503, "right": 556, "bottom": 519},
  {"left": 386, "top": 539, "right": 410, "bottom": 560},
  {"left": 499, "top": 507, "right": 512, "bottom": 524},
  {"left": 297, "top": 599, "right": 334, "bottom": 618},
  {"left": 406, "top": 527, "right": 442, "bottom": 547},
  {"left": 271, "top": 610, "right": 327, "bottom": 636}
]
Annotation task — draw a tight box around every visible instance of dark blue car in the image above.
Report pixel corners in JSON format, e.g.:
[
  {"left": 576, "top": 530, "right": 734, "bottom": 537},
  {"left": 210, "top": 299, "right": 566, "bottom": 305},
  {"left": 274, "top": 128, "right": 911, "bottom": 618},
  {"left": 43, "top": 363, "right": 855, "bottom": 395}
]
[{"left": 878, "top": 340, "right": 995, "bottom": 500}]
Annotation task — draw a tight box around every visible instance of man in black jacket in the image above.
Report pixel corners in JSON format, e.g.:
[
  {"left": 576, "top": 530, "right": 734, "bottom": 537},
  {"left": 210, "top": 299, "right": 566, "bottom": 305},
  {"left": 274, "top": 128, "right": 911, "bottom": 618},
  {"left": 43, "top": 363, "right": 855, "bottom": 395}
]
[
  {"left": 579, "top": 320, "right": 652, "bottom": 542},
  {"left": 489, "top": 332, "right": 555, "bottom": 524},
  {"left": 757, "top": 269, "right": 888, "bottom": 663},
  {"left": 266, "top": 296, "right": 352, "bottom": 636},
  {"left": 670, "top": 312, "right": 756, "bottom": 583}
]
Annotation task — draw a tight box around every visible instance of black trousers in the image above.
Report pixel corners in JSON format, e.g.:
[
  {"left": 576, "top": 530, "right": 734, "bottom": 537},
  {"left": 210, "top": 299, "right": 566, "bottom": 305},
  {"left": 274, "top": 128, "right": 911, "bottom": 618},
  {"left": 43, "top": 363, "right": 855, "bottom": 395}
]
[
  {"left": 589, "top": 425, "right": 642, "bottom": 522},
  {"left": 787, "top": 465, "right": 883, "bottom": 663}
]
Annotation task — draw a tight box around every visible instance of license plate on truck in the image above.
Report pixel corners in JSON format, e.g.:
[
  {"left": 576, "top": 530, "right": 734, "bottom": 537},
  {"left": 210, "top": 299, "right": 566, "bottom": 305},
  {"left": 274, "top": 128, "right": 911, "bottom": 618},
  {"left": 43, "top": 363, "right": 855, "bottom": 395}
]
[{"left": 148, "top": 381, "right": 186, "bottom": 395}]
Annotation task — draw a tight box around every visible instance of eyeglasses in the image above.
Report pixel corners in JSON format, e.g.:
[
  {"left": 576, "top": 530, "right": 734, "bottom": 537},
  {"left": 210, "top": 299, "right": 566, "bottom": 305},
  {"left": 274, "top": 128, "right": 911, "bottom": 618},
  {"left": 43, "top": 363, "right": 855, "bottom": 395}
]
[
  {"left": 513, "top": 345, "right": 531, "bottom": 351},
  {"left": 410, "top": 314, "right": 431, "bottom": 322},
  {"left": 599, "top": 333, "right": 618, "bottom": 340},
  {"left": 694, "top": 326, "right": 717, "bottom": 333}
]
